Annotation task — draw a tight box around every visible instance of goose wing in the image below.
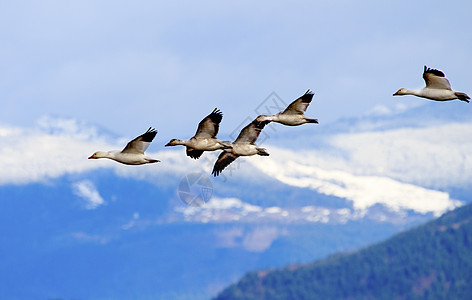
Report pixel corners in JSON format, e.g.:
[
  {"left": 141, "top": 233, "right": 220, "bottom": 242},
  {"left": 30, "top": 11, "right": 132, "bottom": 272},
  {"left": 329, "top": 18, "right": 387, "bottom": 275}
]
[
  {"left": 234, "top": 120, "right": 269, "bottom": 144},
  {"left": 282, "top": 90, "right": 314, "bottom": 115},
  {"left": 194, "top": 108, "right": 223, "bottom": 139},
  {"left": 121, "top": 127, "right": 157, "bottom": 154},
  {"left": 212, "top": 151, "right": 239, "bottom": 176},
  {"left": 186, "top": 148, "right": 204, "bottom": 159},
  {"left": 423, "top": 66, "right": 452, "bottom": 90}
]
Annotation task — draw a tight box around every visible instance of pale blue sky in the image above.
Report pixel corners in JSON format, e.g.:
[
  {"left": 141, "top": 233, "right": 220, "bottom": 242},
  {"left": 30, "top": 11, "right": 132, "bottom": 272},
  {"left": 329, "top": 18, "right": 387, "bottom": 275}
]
[
  {"left": 1, "top": 0, "right": 471, "bottom": 141},
  {"left": 1, "top": 4, "right": 471, "bottom": 299}
]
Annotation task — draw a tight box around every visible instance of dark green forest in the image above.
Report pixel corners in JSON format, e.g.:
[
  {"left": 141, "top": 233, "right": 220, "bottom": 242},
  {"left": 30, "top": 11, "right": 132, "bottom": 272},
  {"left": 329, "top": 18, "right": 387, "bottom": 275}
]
[{"left": 215, "top": 203, "right": 472, "bottom": 300}]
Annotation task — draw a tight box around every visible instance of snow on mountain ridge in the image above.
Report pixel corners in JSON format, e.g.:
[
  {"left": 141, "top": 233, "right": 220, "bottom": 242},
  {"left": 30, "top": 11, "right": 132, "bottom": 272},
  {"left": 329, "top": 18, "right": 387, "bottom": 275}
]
[{"left": 249, "top": 152, "right": 461, "bottom": 216}]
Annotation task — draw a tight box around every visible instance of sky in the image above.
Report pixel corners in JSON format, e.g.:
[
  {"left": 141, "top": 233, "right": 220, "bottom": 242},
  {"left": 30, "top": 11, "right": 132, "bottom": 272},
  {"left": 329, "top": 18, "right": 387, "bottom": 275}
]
[
  {"left": 0, "top": 0, "right": 471, "bottom": 212},
  {"left": 1, "top": 0, "right": 471, "bottom": 143},
  {"left": 0, "top": 3, "right": 471, "bottom": 298}
]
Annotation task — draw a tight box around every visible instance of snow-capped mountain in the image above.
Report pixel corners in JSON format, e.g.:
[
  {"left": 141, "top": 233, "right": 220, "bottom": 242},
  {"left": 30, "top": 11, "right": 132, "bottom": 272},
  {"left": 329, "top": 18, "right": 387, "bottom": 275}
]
[{"left": 0, "top": 101, "right": 470, "bottom": 299}]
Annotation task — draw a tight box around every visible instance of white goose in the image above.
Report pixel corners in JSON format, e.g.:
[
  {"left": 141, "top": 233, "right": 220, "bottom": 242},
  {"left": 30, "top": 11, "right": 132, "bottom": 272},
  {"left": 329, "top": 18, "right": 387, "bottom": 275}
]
[
  {"left": 212, "top": 119, "right": 269, "bottom": 176},
  {"left": 88, "top": 127, "right": 160, "bottom": 165},
  {"left": 165, "top": 108, "right": 231, "bottom": 159},
  {"left": 393, "top": 66, "right": 470, "bottom": 103},
  {"left": 256, "top": 90, "right": 319, "bottom": 125}
]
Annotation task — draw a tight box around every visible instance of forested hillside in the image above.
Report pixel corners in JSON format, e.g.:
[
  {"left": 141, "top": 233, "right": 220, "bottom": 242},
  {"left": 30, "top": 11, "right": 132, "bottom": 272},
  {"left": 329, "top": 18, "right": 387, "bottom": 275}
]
[{"left": 215, "top": 203, "right": 472, "bottom": 300}]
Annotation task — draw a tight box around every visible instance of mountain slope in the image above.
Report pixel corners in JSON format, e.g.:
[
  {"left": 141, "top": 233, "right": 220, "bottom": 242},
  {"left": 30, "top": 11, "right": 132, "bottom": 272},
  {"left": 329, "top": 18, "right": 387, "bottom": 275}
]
[
  {"left": 0, "top": 171, "right": 411, "bottom": 300},
  {"left": 215, "top": 203, "right": 472, "bottom": 300},
  {"left": 0, "top": 102, "right": 470, "bottom": 300}
]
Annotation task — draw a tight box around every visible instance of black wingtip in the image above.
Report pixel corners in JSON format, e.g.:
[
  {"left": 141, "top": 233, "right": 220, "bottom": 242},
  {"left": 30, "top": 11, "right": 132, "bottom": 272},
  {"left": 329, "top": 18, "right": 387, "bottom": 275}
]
[
  {"left": 142, "top": 127, "right": 158, "bottom": 142},
  {"left": 208, "top": 108, "right": 223, "bottom": 123},
  {"left": 188, "top": 152, "right": 200, "bottom": 159},
  {"left": 211, "top": 168, "right": 220, "bottom": 177},
  {"left": 423, "top": 66, "right": 445, "bottom": 77},
  {"left": 301, "top": 90, "right": 315, "bottom": 102},
  {"left": 186, "top": 148, "right": 204, "bottom": 159},
  {"left": 305, "top": 89, "right": 314, "bottom": 95},
  {"left": 211, "top": 107, "right": 223, "bottom": 115},
  {"left": 211, "top": 162, "right": 223, "bottom": 176},
  {"left": 146, "top": 127, "right": 157, "bottom": 134}
]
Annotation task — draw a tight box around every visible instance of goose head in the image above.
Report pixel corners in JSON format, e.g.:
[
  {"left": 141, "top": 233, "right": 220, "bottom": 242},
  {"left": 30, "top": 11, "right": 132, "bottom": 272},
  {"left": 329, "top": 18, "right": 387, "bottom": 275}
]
[
  {"left": 165, "top": 139, "right": 185, "bottom": 147},
  {"left": 88, "top": 151, "right": 108, "bottom": 159},
  {"left": 255, "top": 115, "right": 275, "bottom": 123},
  {"left": 393, "top": 88, "right": 410, "bottom": 96}
]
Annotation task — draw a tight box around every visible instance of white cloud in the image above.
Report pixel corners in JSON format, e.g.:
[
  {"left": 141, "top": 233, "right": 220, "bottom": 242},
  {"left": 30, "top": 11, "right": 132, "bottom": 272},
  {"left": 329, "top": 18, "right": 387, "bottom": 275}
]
[
  {"left": 250, "top": 156, "right": 461, "bottom": 216},
  {"left": 175, "top": 197, "right": 263, "bottom": 223},
  {"left": 242, "top": 226, "right": 280, "bottom": 252},
  {"left": 212, "top": 226, "right": 281, "bottom": 252},
  {"left": 0, "top": 115, "right": 469, "bottom": 219},
  {"left": 248, "top": 121, "right": 472, "bottom": 216},
  {"left": 328, "top": 122, "right": 472, "bottom": 188},
  {"left": 0, "top": 116, "right": 193, "bottom": 186},
  {"left": 0, "top": 117, "right": 115, "bottom": 185},
  {"left": 173, "top": 196, "right": 396, "bottom": 224},
  {"left": 71, "top": 231, "right": 111, "bottom": 244},
  {"left": 255, "top": 122, "right": 472, "bottom": 211},
  {"left": 365, "top": 102, "right": 422, "bottom": 117},
  {"left": 121, "top": 212, "right": 140, "bottom": 230},
  {"left": 72, "top": 180, "right": 105, "bottom": 210}
]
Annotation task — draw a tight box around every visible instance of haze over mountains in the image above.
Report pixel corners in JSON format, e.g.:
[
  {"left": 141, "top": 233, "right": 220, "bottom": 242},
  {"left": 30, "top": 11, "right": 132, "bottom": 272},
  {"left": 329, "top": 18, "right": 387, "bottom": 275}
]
[{"left": 0, "top": 101, "right": 470, "bottom": 299}]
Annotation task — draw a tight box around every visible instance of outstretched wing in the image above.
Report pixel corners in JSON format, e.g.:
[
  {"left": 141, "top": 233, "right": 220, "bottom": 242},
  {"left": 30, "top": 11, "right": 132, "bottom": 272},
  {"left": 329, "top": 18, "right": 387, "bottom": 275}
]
[
  {"left": 121, "top": 127, "right": 157, "bottom": 154},
  {"left": 186, "top": 148, "right": 204, "bottom": 159},
  {"left": 234, "top": 119, "right": 269, "bottom": 144},
  {"left": 194, "top": 108, "right": 223, "bottom": 138},
  {"left": 423, "top": 66, "right": 451, "bottom": 90},
  {"left": 282, "top": 90, "right": 314, "bottom": 115},
  {"left": 212, "top": 151, "right": 239, "bottom": 176}
]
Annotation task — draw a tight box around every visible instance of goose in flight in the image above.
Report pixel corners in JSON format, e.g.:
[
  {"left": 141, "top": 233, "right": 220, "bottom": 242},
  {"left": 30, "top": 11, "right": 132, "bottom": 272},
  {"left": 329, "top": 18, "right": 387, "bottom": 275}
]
[
  {"left": 256, "top": 90, "right": 319, "bottom": 125},
  {"left": 212, "top": 119, "right": 270, "bottom": 176},
  {"left": 393, "top": 66, "right": 469, "bottom": 103},
  {"left": 88, "top": 127, "right": 160, "bottom": 165},
  {"left": 165, "top": 108, "right": 232, "bottom": 159}
]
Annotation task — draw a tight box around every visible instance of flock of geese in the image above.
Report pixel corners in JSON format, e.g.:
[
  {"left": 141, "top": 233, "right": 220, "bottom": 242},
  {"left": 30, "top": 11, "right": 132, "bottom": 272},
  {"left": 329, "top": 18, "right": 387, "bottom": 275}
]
[{"left": 89, "top": 66, "right": 470, "bottom": 176}]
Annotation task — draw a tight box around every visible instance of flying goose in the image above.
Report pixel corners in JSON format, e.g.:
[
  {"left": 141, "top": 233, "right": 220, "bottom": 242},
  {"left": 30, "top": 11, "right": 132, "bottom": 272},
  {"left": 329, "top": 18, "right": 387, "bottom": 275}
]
[
  {"left": 393, "top": 66, "right": 470, "bottom": 103},
  {"left": 212, "top": 119, "right": 270, "bottom": 176},
  {"left": 256, "top": 90, "right": 319, "bottom": 125},
  {"left": 165, "top": 108, "right": 232, "bottom": 159},
  {"left": 88, "top": 127, "right": 160, "bottom": 165}
]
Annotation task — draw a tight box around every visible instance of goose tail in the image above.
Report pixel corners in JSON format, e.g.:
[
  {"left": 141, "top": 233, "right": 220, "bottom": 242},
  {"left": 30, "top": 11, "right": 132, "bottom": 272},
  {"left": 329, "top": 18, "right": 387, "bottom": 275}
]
[
  {"left": 257, "top": 148, "right": 270, "bottom": 156},
  {"left": 307, "top": 118, "right": 319, "bottom": 124},
  {"left": 455, "top": 92, "right": 470, "bottom": 103}
]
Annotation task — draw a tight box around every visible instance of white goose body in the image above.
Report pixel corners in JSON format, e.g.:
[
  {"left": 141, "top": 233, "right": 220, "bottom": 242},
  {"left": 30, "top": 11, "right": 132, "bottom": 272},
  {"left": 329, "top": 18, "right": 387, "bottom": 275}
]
[
  {"left": 165, "top": 108, "right": 232, "bottom": 159},
  {"left": 403, "top": 88, "right": 459, "bottom": 101},
  {"left": 89, "top": 128, "right": 160, "bottom": 165},
  {"left": 231, "top": 143, "right": 260, "bottom": 156},
  {"left": 256, "top": 90, "right": 319, "bottom": 126},
  {"left": 262, "top": 113, "right": 314, "bottom": 126},
  {"left": 212, "top": 120, "right": 270, "bottom": 176},
  {"left": 394, "top": 66, "right": 470, "bottom": 103},
  {"left": 168, "top": 137, "right": 229, "bottom": 151},
  {"left": 92, "top": 151, "right": 158, "bottom": 165}
]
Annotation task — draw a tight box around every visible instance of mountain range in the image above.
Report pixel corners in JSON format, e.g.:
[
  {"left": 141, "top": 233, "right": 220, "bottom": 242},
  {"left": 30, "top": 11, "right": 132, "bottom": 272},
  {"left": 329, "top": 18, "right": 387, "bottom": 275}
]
[
  {"left": 215, "top": 201, "right": 472, "bottom": 299},
  {"left": 0, "top": 101, "right": 470, "bottom": 299}
]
